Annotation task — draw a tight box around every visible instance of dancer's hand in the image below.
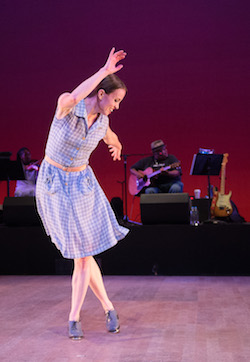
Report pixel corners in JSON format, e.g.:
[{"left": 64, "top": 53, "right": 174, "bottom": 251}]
[
  {"left": 108, "top": 144, "right": 122, "bottom": 161},
  {"left": 103, "top": 47, "right": 127, "bottom": 74}
]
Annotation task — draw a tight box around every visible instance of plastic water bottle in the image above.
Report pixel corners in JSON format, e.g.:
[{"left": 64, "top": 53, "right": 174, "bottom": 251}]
[{"left": 190, "top": 206, "right": 199, "bottom": 226}]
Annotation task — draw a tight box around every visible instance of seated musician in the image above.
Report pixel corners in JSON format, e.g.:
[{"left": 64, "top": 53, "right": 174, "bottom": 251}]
[
  {"left": 14, "top": 147, "right": 39, "bottom": 197},
  {"left": 130, "top": 140, "right": 183, "bottom": 194}
]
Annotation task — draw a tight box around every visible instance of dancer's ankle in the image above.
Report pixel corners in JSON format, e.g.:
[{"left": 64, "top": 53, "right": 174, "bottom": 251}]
[{"left": 69, "top": 313, "right": 80, "bottom": 322}]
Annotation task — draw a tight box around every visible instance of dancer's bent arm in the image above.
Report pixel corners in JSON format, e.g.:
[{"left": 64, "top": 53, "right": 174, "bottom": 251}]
[{"left": 56, "top": 48, "right": 126, "bottom": 119}]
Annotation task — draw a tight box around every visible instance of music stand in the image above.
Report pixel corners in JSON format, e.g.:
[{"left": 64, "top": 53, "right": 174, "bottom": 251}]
[
  {"left": 190, "top": 153, "right": 223, "bottom": 220},
  {"left": 0, "top": 156, "right": 25, "bottom": 197}
]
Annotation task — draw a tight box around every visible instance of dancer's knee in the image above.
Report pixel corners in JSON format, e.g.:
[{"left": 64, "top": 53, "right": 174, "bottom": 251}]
[{"left": 74, "top": 256, "right": 92, "bottom": 271}]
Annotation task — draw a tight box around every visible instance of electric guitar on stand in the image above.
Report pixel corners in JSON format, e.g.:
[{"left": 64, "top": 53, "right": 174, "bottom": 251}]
[
  {"left": 210, "top": 153, "right": 233, "bottom": 218},
  {"left": 128, "top": 162, "right": 180, "bottom": 196}
]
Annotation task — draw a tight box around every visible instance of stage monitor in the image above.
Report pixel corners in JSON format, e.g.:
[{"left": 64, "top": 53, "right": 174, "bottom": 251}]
[
  {"left": 140, "top": 193, "right": 190, "bottom": 225},
  {"left": 3, "top": 197, "right": 40, "bottom": 226}
]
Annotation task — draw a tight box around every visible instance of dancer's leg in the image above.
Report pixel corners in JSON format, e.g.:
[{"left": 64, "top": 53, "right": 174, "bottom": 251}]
[
  {"left": 88, "top": 258, "right": 120, "bottom": 333},
  {"left": 69, "top": 256, "right": 92, "bottom": 321},
  {"left": 89, "top": 257, "right": 114, "bottom": 312}
]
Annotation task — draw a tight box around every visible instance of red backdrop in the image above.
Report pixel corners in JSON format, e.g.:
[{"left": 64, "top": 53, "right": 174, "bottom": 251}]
[{"left": 1, "top": 0, "right": 250, "bottom": 221}]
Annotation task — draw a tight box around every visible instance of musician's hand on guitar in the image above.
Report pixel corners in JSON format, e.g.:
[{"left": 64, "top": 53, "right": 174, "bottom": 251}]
[
  {"left": 137, "top": 170, "right": 146, "bottom": 179},
  {"left": 160, "top": 167, "right": 169, "bottom": 175},
  {"left": 108, "top": 145, "right": 121, "bottom": 161}
]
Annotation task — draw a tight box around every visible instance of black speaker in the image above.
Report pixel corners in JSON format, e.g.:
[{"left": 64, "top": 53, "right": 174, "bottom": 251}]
[
  {"left": 110, "top": 197, "right": 124, "bottom": 221},
  {"left": 3, "top": 197, "right": 40, "bottom": 226},
  {"left": 140, "top": 193, "right": 190, "bottom": 225}
]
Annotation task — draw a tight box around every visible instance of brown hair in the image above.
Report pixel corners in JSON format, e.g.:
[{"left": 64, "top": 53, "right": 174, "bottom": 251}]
[{"left": 88, "top": 74, "right": 127, "bottom": 98}]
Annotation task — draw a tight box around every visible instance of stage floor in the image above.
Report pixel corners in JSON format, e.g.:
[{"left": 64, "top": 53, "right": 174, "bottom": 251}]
[{"left": 1, "top": 275, "right": 250, "bottom": 361}]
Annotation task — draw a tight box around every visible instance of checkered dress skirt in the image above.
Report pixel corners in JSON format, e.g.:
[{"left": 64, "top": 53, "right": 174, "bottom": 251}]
[{"left": 36, "top": 100, "right": 129, "bottom": 259}]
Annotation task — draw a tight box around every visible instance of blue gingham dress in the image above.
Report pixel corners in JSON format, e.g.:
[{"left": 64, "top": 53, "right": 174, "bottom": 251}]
[{"left": 36, "top": 99, "right": 129, "bottom": 259}]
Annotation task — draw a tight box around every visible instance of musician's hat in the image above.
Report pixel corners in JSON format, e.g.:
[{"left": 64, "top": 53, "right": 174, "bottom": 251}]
[{"left": 151, "top": 140, "right": 165, "bottom": 151}]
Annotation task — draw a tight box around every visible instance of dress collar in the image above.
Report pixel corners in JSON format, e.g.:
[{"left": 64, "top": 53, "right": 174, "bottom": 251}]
[
  {"left": 75, "top": 99, "right": 88, "bottom": 119},
  {"left": 74, "top": 99, "right": 107, "bottom": 125}
]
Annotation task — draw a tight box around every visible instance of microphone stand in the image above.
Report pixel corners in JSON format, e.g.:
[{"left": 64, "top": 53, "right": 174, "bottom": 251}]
[
  {"left": 121, "top": 153, "right": 151, "bottom": 223},
  {"left": 123, "top": 154, "right": 128, "bottom": 222}
]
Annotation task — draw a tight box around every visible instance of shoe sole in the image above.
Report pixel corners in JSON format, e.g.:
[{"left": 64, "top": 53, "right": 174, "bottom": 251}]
[
  {"left": 69, "top": 335, "right": 84, "bottom": 340},
  {"left": 108, "top": 327, "right": 120, "bottom": 333}
]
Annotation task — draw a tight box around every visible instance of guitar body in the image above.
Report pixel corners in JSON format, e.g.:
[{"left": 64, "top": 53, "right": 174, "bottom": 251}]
[
  {"left": 128, "top": 162, "right": 180, "bottom": 196},
  {"left": 210, "top": 153, "right": 233, "bottom": 218},
  {"left": 214, "top": 191, "right": 233, "bottom": 217},
  {"left": 128, "top": 167, "right": 153, "bottom": 196}
]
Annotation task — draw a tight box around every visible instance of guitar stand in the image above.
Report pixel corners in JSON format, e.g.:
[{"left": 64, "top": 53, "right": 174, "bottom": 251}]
[{"left": 190, "top": 153, "right": 223, "bottom": 223}]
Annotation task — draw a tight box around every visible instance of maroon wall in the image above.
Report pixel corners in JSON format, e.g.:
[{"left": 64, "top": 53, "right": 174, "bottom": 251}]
[{"left": 1, "top": 0, "right": 250, "bottom": 221}]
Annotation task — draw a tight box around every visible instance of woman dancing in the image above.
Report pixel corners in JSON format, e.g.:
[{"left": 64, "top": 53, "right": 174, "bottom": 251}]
[{"left": 36, "top": 48, "right": 129, "bottom": 339}]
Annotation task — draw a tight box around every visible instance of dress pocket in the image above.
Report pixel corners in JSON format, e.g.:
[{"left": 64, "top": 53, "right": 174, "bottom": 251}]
[
  {"left": 78, "top": 172, "right": 94, "bottom": 195},
  {"left": 44, "top": 170, "right": 60, "bottom": 195}
]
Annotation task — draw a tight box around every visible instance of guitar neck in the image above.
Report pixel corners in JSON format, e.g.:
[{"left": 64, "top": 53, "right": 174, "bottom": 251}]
[
  {"left": 220, "top": 165, "right": 225, "bottom": 194},
  {"left": 148, "top": 165, "right": 171, "bottom": 179},
  {"left": 219, "top": 153, "right": 229, "bottom": 195}
]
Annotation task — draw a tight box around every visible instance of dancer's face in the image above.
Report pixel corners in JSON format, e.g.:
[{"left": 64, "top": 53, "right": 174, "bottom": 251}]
[{"left": 98, "top": 88, "right": 126, "bottom": 116}]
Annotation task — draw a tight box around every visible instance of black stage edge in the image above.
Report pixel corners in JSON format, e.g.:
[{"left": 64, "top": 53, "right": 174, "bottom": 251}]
[
  {"left": 0, "top": 223, "right": 250, "bottom": 276},
  {"left": 99, "top": 223, "right": 250, "bottom": 276}
]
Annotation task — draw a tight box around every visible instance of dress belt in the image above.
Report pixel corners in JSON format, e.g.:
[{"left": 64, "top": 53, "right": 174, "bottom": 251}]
[{"left": 44, "top": 155, "right": 87, "bottom": 172}]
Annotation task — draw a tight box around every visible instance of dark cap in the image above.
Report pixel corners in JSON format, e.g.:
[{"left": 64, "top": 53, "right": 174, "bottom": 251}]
[{"left": 151, "top": 140, "right": 165, "bottom": 151}]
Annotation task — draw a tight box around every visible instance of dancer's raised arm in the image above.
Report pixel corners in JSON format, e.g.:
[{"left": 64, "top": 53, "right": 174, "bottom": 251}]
[{"left": 57, "top": 48, "right": 127, "bottom": 119}]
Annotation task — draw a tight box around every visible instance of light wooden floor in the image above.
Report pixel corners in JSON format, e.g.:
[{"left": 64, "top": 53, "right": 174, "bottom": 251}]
[{"left": 1, "top": 275, "right": 250, "bottom": 362}]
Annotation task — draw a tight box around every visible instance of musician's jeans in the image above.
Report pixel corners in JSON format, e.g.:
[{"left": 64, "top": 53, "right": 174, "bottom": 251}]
[{"left": 145, "top": 181, "right": 184, "bottom": 194}]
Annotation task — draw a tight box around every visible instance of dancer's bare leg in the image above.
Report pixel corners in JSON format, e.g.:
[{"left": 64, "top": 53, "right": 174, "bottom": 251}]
[
  {"left": 69, "top": 256, "right": 92, "bottom": 321},
  {"left": 89, "top": 257, "right": 114, "bottom": 312}
]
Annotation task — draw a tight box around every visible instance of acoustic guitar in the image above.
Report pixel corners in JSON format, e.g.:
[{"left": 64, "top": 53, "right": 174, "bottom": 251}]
[
  {"left": 128, "top": 162, "right": 180, "bottom": 196},
  {"left": 210, "top": 153, "right": 233, "bottom": 217}
]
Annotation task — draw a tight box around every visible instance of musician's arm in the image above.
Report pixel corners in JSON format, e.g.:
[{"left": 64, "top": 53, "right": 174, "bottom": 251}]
[
  {"left": 130, "top": 168, "right": 145, "bottom": 178},
  {"left": 162, "top": 169, "right": 180, "bottom": 178}
]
